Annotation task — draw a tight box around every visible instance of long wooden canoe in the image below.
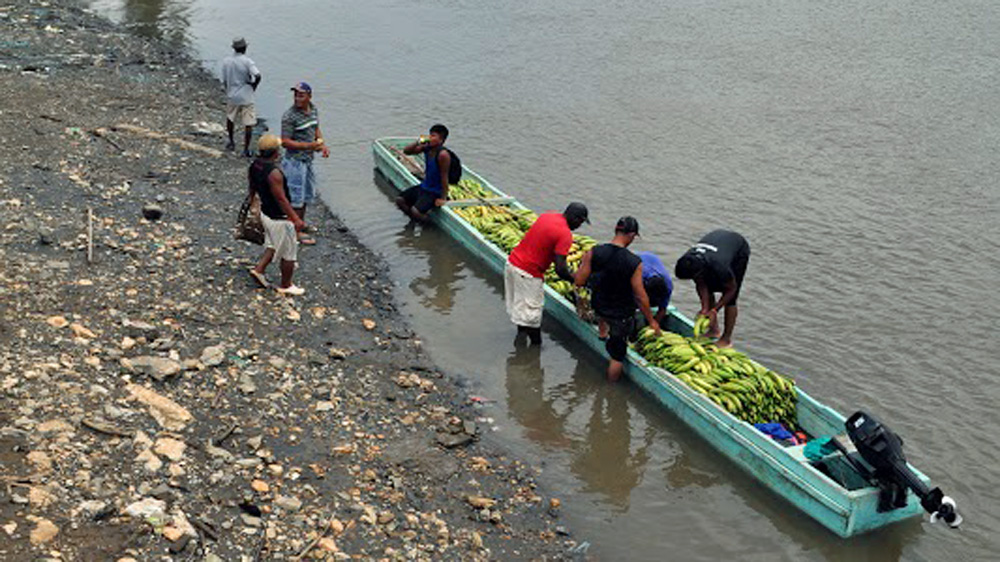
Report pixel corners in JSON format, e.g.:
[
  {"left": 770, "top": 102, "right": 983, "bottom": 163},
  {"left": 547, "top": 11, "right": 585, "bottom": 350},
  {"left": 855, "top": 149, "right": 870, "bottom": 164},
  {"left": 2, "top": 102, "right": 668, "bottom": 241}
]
[{"left": 372, "top": 137, "right": 929, "bottom": 537}]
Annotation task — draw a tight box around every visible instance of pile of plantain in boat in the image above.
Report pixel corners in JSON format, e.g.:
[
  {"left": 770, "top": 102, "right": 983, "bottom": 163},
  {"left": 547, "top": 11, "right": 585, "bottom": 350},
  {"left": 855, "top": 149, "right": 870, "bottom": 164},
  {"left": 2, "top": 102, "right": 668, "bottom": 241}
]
[
  {"left": 447, "top": 178, "right": 495, "bottom": 200},
  {"left": 633, "top": 325, "right": 799, "bottom": 428}
]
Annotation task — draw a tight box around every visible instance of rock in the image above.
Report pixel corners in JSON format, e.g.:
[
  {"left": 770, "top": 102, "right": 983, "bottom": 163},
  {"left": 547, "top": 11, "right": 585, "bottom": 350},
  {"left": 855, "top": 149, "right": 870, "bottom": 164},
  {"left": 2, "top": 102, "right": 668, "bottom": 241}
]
[
  {"left": 181, "top": 358, "right": 202, "bottom": 371},
  {"left": 466, "top": 496, "right": 496, "bottom": 509},
  {"left": 362, "top": 319, "right": 376, "bottom": 331},
  {"left": 77, "top": 500, "right": 109, "bottom": 518},
  {"left": 127, "top": 384, "right": 194, "bottom": 430},
  {"left": 28, "top": 517, "right": 58, "bottom": 545},
  {"left": 168, "top": 534, "right": 192, "bottom": 554},
  {"left": 46, "top": 316, "right": 69, "bottom": 329},
  {"left": 153, "top": 437, "right": 186, "bottom": 461},
  {"left": 2, "top": 521, "right": 17, "bottom": 536},
  {"left": 200, "top": 345, "right": 225, "bottom": 367},
  {"left": 123, "top": 320, "right": 159, "bottom": 341},
  {"left": 123, "top": 356, "right": 182, "bottom": 381},
  {"left": 436, "top": 431, "right": 473, "bottom": 449},
  {"left": 27, "top": 450, "right": 52, "bottom": 472},
  {"left": 267, "top": 356, "right": 288, "bottom": 370},
  {"left": 549, "top": 498, "right": 562, "bottom": 509},
  {"left": 240, "top": 513, "right": 262, "bottom": 527},
  {"left": 136, "top": 448, "right": 163, "bottom": 473},
  {"left": 142, "top": 203, "right": 163, "bottom": 220},
  {"left": 124, "top": 497, "right": 167, "bottom": 522},
  {"left": 237, "top": 373, "right": 256, "bottom": 394},
  {"left": 318, "top": 537, "right": 338, "bottom": 552},
  {"left": 37, "top": 419, "right": 74, "bottom": 434},
  {"left": 274, "top": 495, "right": 302, "bottom": 512},
  {"left": 328, "top": 347, "right": 349, "bottom": 360},
  {"left": 70, "top": 322, "right": 97, "bottom": 339},
  {"left": 250, "top": 479, "right": 269, "bottom": 493}
]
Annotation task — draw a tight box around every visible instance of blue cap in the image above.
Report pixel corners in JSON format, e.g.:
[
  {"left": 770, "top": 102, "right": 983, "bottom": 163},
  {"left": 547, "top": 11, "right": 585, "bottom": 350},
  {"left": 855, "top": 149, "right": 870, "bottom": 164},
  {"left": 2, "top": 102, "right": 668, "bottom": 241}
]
[{"left": 290, "top": 82, "right": 312, "bottom": 93}]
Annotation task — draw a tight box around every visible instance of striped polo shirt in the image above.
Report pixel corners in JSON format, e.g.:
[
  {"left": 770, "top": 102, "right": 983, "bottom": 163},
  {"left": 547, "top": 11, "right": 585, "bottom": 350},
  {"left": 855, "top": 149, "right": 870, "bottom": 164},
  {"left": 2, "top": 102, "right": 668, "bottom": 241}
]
[{"left": 281, "top": 104, "right": 319, "bottom": 162}]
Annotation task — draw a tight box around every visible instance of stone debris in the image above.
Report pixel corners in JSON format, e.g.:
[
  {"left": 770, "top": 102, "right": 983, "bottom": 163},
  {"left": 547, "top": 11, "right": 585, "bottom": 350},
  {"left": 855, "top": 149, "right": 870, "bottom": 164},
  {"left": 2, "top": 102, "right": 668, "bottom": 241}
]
[
  {"left": 127, "top": 384, "right": 194, "bottom": 430},
  {"left": 0, "top": 1, "right": 574, "bottom": 559}
]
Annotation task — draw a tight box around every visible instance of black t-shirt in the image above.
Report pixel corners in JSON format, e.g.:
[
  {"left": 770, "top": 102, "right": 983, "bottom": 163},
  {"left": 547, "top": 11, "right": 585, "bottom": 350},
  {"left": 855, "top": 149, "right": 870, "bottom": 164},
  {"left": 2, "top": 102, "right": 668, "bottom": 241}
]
[
  {"left": 249, "top": 159, "right": 289, "bottom": 220},
  {"left": 590, "top": 243, "right": 642, "bottom": 320},
  {"left": 682, "top": 229, "right": 748, "bottom": 291}
]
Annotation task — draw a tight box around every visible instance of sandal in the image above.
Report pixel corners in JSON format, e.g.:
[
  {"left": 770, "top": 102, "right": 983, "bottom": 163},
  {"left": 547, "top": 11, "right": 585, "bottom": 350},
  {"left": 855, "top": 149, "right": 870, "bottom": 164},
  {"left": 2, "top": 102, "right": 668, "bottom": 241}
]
[
  {"left": 248, "top": 268, "right": 269, "bottom": 288},
  {"left": 276, "top": 284, "right": 305, "bottom": 296}
]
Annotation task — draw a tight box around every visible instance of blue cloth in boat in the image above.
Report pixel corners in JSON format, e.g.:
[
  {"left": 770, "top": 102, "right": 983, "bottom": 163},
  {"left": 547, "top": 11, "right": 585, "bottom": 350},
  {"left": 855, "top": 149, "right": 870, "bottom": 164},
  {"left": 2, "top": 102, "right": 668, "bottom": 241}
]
[{"left": 755, "top": 422, "right": 797, "bottom": 445}]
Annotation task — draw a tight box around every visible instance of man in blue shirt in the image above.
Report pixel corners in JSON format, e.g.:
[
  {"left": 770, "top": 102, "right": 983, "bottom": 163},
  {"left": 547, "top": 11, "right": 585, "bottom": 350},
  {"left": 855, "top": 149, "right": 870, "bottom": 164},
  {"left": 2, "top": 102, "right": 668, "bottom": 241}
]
[
  {"left": 397, "top": 124, "right": 452, "bottom": 223},
  {"left": 637, "top": 251, "right": 673, "bottom": 325}
]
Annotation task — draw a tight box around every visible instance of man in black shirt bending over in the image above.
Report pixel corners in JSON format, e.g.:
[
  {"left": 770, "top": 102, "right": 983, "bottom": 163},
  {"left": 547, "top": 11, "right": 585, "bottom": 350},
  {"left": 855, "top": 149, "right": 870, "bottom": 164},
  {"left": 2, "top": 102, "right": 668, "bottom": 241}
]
[
  {"left": 674, "top": 229, "right": 751, "bottom": 348},
  {"left": 574, "top": 217, "right": 660, "bottom": 382}
]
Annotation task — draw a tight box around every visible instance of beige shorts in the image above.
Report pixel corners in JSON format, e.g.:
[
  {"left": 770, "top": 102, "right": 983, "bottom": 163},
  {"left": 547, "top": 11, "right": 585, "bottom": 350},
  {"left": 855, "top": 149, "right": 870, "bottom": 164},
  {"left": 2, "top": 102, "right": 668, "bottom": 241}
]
[
  {"left": 504, "top": 260, "right": 545, "bottom": 328},
  {"left": 226, "top": 102, "right": 257, "bottom": 127},
  {"left": 261, "top": 214, "right": 298, "bottom": 262}
]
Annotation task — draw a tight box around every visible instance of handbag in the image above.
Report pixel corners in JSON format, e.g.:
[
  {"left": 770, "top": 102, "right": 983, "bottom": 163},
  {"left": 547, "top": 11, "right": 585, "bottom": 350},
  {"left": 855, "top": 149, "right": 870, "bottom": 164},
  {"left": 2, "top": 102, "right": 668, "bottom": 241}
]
[{"left": 234, "top": 193, "right": 265, "bottom": 245}]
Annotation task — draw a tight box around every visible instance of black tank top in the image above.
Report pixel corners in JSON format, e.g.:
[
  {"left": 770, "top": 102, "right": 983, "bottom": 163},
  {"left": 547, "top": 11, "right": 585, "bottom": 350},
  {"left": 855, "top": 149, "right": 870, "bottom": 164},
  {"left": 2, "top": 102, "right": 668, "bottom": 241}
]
[
  {"left": 590, "top": 243, "right": 642, "bottom": 319},
  {"left": 249, "top": 159, "right": 289, "bottom": 219}
]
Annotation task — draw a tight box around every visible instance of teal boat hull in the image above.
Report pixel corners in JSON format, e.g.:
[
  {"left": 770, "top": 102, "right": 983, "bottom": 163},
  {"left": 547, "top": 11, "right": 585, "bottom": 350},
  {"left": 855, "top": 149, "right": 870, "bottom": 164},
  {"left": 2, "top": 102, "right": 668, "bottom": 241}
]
[{"left": 372, "top": 137, "right": 928, "bottom": 538}]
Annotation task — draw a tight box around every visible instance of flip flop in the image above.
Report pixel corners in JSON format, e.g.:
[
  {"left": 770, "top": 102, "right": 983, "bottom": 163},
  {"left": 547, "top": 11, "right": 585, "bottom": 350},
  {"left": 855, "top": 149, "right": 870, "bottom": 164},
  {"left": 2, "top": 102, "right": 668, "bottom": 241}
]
[{"left": 248, "top": 268, "right": 269, "bottom": 288}]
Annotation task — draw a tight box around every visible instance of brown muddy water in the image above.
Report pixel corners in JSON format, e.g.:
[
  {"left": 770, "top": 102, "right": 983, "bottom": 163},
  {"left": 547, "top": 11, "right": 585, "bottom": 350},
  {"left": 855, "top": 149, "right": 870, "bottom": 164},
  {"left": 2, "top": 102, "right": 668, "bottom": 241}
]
[{"left": 90, "top": 0, "right": 1000, "bottom": 559}]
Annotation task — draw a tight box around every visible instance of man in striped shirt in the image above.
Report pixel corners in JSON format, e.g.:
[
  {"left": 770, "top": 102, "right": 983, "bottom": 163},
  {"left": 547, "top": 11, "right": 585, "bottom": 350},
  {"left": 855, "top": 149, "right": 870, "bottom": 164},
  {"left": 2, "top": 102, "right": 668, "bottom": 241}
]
[{"left": 280, "top": 82, "right": 329, "bottom": 245}]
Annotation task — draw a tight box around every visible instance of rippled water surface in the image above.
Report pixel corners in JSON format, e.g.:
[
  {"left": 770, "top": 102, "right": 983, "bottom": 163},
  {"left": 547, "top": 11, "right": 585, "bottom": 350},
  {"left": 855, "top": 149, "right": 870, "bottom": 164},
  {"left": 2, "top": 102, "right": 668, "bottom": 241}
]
[{"left": 90, "top": 0, "right": 1000, "bottom": 559}]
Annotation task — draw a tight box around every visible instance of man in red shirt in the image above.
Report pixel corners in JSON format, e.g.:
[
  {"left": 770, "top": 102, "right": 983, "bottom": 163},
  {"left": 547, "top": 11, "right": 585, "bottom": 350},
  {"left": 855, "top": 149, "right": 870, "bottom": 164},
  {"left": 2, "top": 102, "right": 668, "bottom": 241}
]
[{"left": 505, "top": 202, "right": 590, "bottom": 345}]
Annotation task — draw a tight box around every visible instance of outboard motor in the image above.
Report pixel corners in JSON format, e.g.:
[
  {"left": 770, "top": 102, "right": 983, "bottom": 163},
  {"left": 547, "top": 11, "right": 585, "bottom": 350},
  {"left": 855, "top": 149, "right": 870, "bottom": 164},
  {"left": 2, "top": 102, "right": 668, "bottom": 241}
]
[{"left": 844, "top": 410, "right": 962, "bottom": 528}]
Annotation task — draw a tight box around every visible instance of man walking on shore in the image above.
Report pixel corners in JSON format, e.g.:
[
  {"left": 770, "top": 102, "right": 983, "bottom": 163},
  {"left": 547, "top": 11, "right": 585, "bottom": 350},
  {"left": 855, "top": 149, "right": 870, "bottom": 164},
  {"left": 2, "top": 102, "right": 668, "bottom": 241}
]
[
  {"left": 248, "top": 134, "right": 306, "bottom": 295},
  {"left": 504, "top": 202, "right": 590, "bottom": 345},
  {"left": 574, "top": 217, "right": 660, "bottom": 382},
  {"left": 674, "top": 229, "right": 751, "bottom": 348},
  {"left": 220, "top": 36, "right": 261, "bottom": 156},
  {"left": 280, "top": 82, "right": 330, "bottom": 245}
]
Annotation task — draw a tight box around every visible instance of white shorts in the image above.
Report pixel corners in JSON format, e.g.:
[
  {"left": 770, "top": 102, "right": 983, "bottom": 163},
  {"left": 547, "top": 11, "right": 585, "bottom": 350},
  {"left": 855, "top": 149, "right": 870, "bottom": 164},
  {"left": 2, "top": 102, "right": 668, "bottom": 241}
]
[
  {"left": 504, "top": 260, "right": 545, "bottom": 329},
  {"left": 261, "top": 214, "right": 298, "bottom": 262},
  {"left": 226, "top": 102, "right": 257, "bottom": 127}
]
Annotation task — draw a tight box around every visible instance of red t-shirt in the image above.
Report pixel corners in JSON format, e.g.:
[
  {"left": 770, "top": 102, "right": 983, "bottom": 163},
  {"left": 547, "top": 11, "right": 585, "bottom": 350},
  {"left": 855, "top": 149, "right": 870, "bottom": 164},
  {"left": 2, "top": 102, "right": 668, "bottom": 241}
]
[{"left": 508, "top": 212, "right": 573, "bottom": 278}]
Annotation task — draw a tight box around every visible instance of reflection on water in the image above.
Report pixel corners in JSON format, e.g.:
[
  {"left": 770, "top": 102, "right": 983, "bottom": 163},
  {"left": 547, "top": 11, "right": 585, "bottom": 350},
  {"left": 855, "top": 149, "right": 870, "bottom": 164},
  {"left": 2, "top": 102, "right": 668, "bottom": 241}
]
[
  {"left": 93, "top": 0, "right": 193, "bottom": 47},
  {"left": 394, "top": 223, "right": 465, "bottom": 314},
  {"left": 506, "top": 342, "right": 653, "bottom": 510}
]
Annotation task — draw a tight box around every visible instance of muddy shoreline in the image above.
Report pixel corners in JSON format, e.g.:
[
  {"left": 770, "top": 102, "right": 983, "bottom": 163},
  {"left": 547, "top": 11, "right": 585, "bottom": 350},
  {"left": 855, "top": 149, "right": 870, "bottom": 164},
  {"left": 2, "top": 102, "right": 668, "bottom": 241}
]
[{"left": 0, "top": 1, "right": 576, "bottom": 559}]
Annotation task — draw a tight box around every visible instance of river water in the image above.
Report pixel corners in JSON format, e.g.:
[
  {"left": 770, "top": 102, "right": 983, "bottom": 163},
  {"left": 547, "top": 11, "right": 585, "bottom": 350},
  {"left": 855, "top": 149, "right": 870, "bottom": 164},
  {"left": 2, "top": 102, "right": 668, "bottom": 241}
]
[{"left": 90, "top": 0, "right": 1000, "bottom": 559}]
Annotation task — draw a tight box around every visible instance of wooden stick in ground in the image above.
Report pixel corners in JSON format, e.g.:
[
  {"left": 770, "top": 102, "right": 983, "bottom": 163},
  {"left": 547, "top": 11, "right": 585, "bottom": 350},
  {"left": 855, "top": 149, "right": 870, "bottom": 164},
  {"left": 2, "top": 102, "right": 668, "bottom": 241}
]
[
  {"left": 112, "top": 123, "right": 223, "bottom": 158},
  {"left": 87, "top": 207, "right": 93, "bottom": 263},
  {"left": 292, "top": 516, "right": 336, "bottom": 560}
]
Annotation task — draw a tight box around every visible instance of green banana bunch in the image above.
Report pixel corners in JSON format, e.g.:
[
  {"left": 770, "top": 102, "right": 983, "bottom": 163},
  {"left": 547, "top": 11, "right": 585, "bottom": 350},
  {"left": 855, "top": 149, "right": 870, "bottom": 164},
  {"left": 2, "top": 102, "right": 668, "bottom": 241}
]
[
  {"left": 448, "top": 178, "right": 495, "bottom": 200},
  {"left": 633, "top": 327, "right": 798, "bottom": 428},
  {"left": 693, "top": 315, "right": 711, "bottom": 337}
]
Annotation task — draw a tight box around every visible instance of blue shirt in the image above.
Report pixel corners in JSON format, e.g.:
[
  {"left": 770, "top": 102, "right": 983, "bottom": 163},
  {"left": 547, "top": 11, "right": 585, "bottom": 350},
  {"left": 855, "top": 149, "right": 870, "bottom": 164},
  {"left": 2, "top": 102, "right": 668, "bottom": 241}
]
[
  {"left": 638, "top": 252, "right": 673, "bottom": 309},
  {"left": 420, "top": 146, "right": 444, "bottom": 195}
]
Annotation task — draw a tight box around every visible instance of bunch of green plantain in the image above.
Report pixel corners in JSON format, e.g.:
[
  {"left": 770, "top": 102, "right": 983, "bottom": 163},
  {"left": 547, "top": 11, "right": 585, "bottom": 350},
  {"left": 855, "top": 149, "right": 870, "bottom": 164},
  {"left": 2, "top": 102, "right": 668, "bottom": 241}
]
[
  {"left": 692, "top": 315, "right": 711, "bottom": 337},
  {"left": 633, "top": 327, "right": 798, "bottom": 428},
  {"left": 448, "top": 178, "right": 495, "bottom": 200}
]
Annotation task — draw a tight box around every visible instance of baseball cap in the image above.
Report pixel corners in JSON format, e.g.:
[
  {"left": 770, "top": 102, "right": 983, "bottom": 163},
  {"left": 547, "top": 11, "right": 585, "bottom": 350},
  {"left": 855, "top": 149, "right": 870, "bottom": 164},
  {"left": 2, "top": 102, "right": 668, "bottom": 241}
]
[
  {"left": 290, "top": 82, "right": 312, "bottom": 93},
  {"left": 615, "top": 216, "right": 640, "bottom": 235},
  {"left": 231, "top": 36, "right": 247, "bottom": 49},
  {"left": 257, "top": 134, "right": 281, "bottom": 152},
  {"left": 564, "top": 202, "right": 590, "bottom": 224}
]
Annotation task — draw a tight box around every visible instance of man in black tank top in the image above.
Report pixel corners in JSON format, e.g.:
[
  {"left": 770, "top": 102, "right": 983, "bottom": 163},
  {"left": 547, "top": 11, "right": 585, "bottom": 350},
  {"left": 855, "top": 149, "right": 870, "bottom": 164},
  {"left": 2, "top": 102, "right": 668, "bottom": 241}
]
[
  {"left": 574, "top": 217, "right": 661, "bottom": 382},
  {"left": 248, "top": 134, "right": 307, "bottom": 295},
  {"left": 674, "top": 229, "right": 750, "bottom": 348}
]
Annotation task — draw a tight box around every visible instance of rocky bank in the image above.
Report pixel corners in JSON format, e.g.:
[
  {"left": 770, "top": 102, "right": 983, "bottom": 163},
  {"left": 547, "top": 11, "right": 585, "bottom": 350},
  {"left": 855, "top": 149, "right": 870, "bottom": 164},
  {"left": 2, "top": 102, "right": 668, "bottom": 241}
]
[{"left": 0, "top": 1, "right": 579, "bottom": 559}]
